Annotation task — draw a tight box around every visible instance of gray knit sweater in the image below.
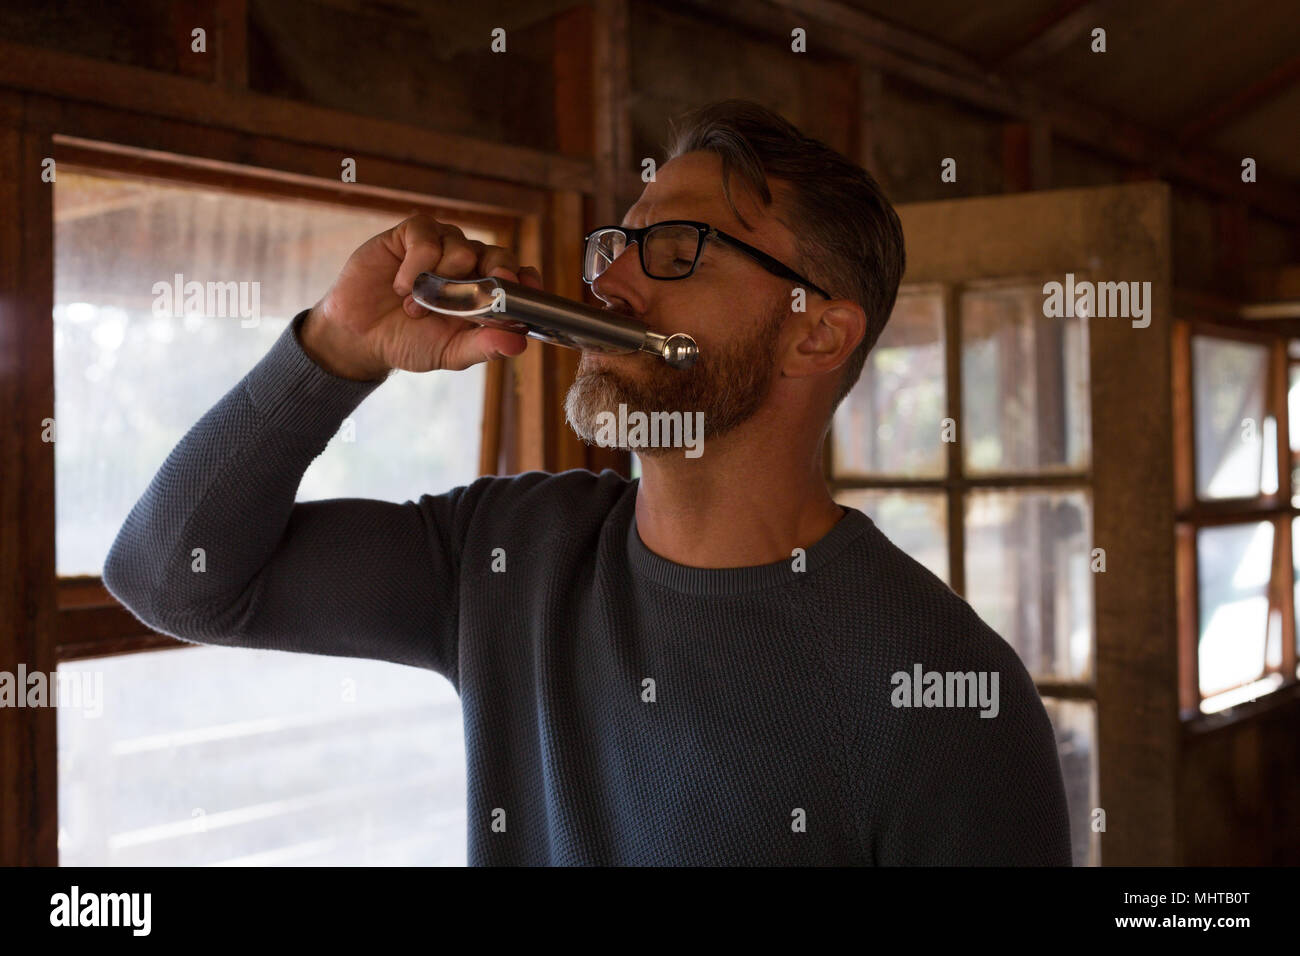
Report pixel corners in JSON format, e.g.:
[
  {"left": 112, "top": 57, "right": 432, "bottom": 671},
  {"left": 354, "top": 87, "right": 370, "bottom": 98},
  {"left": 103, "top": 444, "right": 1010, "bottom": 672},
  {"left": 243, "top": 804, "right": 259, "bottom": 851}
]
[{"left": 103, "top": 309, "right": 1073, "bottom": 866}]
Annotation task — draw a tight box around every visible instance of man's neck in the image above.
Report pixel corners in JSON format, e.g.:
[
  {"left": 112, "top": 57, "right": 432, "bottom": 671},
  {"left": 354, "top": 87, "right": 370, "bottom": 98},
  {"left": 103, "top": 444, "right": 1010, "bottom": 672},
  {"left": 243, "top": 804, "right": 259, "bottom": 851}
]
[{"left": 632, "top": 433, "right": 844, "bottom": 569}]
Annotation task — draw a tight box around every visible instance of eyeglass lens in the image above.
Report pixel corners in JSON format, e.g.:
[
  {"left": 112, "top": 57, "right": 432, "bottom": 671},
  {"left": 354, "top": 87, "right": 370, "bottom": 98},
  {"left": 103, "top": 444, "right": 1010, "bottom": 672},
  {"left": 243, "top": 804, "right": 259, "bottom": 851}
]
[{"left": 584, "top": 225, "right": 702, "bottom": 281}]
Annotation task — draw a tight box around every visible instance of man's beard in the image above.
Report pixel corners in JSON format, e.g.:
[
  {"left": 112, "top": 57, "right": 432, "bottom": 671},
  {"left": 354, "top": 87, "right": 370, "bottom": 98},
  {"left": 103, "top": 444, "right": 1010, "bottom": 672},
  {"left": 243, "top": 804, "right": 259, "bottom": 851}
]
[{"left": 563, "top": 295, "right": 785, "bottom": 456}]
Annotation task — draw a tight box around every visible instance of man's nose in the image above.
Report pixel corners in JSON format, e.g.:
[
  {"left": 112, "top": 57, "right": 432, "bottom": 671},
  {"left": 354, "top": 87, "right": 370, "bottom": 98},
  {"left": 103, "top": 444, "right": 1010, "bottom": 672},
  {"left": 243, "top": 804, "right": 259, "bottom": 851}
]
[{"left": 590, "top": 242, "right": 646, "bottom": 313}]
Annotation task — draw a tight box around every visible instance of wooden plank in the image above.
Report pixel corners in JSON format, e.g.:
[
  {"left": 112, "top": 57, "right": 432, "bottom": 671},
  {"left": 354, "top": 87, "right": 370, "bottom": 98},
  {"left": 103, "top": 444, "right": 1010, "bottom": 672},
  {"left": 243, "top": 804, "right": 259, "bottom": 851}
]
[
  {"left": 1171, "top": 321, "right": 1196, "bottom": 512},
  {"left": 995, "top": 0, "right": 1115, "bottom": 72},
  {"left": 1175, "top": 524, "right": 1200, "bottom": 715},
  {"left": 214, "top": 0, "right": 249, "bottom": 90},
  {"left": 37, "top": 101, "right": 551, "bottom": 220},
  {"left": 479, "top": 358, "right": 505, "bottom": 476},
  {"left": 1179, "top": 52, "right": 1300, "bottom": 144},
  {"left": 593, "top": 0, "right": 630, "bottom": 229},
  {"left": 0, "top": 38, "right": 595, "bottom": 194},
  {"left": 1270, "top": 338, "right": 1298, "bottom": 682},
  {"left": 770, "top": 0, "right": 993, "bottom": 81},
  {"left": 0, "top": 106, "right": 58, "bottom": 866},
  {"left": 51, "top": 137, "right": 527, "bottom": 232},
  {"left": 57, "top": 632, "right": 190, "bottom": 663}
]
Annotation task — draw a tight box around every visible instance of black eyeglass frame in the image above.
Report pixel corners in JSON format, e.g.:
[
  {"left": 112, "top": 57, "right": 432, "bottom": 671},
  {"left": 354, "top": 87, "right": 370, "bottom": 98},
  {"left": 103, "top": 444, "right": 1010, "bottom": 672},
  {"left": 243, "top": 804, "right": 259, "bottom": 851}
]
[{"left": 582, "top": 219, "right": 831, "bottom": 300}]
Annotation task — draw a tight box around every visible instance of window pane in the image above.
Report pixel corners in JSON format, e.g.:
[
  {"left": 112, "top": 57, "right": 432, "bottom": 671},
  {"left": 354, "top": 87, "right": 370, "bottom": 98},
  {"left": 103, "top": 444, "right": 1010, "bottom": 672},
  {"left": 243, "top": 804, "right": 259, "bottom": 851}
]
[
  {"left": 1197, "top": 522, "right": 1271, "bottom": 698},
  {"left": 54, "top": 170, "right": 492, "bottom": 576},
  {"left": 57, "top": 647, "right": 466, "bottom": 865},
  {"left": 1191, "top": 336, "right": 1269, "bottom": 500},
  {"left": 1289, "top": 366, "right": 1300, "bottom": 507},
  {"left": 1042, "top": 698, "right": 1097, "bottom": 867},
  {"left": 964, "top": 490, "right": 1094, "bottom": 680},
  {"left": 835, "top": 489, "right": 948, "bottom": 584},
  {"left": 832, "top": 289, "right": 945, "bottom": 477},
  {"left": 961, "top": 283, "right": 1090, "bottom": 473}
]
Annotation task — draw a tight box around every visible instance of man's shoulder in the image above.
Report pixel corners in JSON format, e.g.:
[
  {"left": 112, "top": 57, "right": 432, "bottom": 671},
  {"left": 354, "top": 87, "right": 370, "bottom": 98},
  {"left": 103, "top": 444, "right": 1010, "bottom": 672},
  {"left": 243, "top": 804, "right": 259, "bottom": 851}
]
[
  {"left": 448, "top": 467, "right": 632, "bottom": 539},
  {"left": 841, "top": 510, "right": 1029, "bottom": 677},
  {"left": 471, "top": 466, "right": 631, "bottom": 508}
]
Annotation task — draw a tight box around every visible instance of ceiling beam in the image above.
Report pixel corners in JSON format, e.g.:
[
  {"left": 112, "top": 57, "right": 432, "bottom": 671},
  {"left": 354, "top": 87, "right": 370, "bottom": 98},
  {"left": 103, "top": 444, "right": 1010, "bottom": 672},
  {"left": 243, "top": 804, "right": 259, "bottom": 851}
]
[
  {"left": 1178, "top": 52, "right": 1300, "bottom": 144},
  {"left": 767, "top": 0, "right": 992, "bottom": 81},
  {"left": 992, "top": 0, "right": 1115, "bottom": 72}
]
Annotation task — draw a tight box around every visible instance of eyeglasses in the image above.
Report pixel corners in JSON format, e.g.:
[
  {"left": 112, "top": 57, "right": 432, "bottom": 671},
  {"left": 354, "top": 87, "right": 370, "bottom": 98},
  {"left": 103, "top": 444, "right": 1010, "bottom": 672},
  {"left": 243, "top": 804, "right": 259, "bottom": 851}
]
[{"left": 582, "top": 219, "right": 831, "bottom": 299}]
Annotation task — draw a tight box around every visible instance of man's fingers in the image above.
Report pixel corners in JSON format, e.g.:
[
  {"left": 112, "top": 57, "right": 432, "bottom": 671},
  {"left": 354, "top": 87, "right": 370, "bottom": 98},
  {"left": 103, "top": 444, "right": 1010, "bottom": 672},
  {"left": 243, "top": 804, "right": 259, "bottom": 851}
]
[
  {"left": 435, "top": 237, "right": 486, "bottom": 278},
  {"left": 481, "top": 246, "right": 521, "bottom": 278},
  {"left": 403, "top": 294, "right": 430, "bottom": 318},
  {"left": 391, "top": 217, "right": 467, "bottom": 295},
  {"left": 441, "top": 325, "right": 528, "bottom": 371}
]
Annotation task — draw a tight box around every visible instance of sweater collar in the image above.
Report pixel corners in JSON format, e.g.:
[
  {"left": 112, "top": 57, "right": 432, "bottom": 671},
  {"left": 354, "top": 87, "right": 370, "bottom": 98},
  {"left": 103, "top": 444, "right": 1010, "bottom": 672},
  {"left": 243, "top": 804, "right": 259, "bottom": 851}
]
[{"left": 622, "top": 483, "right": 872, "bottom": 595}]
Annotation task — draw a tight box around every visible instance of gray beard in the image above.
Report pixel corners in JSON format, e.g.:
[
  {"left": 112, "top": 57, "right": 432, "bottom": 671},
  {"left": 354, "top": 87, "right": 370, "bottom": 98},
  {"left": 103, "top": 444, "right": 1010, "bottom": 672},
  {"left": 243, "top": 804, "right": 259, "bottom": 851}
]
[{"left": 563, "top": 298, "right": 784, "bottom": 457}]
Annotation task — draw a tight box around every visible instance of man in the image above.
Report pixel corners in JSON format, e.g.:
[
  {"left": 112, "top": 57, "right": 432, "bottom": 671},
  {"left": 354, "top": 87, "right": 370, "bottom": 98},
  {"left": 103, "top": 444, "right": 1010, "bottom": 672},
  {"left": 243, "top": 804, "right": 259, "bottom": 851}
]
[{"left": 104, "top": 99, "right": 1072, "bottom": 865}]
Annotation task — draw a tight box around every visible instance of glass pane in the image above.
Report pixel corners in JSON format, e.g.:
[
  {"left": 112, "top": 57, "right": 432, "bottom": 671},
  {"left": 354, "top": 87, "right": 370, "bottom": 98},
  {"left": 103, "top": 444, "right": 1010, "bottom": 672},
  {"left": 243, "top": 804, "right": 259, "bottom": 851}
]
[
  {"left": 1041, "top": 698, "right": 1097, "bottom": 867},
  {"left": 961, "top": 283, "right": 1090, "bottom": 473},
  {"left": 1191, "top": 336, "right": 1269, "bottom": 500},
  {"left": 964, "top": 490, "right": 1094, "bottom": 680},
  {"left": 54, "top": 170, "right": 494, "bottom": 576},
  {"left": 835, "top": 489, "right": 948, "bottom": 584},
  {"left": 1197, "top": 522, "right": 1271, "bottom": 698},
  {"left": 1290, "top": 366, "right": 1300, "bottom": 507},
  {"left": 57, "top": 647, "right": 466, "bottom": 865},
  {"left": 832, "top": 288, "right": 946, "bottom": 477}
]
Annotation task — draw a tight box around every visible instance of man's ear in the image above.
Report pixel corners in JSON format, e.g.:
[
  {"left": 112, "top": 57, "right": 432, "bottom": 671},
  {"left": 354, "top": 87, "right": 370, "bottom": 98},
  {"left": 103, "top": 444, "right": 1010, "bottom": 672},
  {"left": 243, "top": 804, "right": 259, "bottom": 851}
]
[{"left": 785, "top": 300, "right": 866, "bottom": 379}]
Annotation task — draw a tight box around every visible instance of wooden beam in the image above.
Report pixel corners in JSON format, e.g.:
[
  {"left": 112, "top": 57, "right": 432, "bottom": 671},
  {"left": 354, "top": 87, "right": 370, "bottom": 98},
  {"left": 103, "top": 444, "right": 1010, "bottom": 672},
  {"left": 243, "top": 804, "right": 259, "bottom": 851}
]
[
  {"left": 48, "top": 134, "right": 534, "bottom": 229},
  {"left": 0, "top": 39, "right": 595, "bottom": 194},
  {"left": 1179, "top": 52, "right": 1300, "bottom": 144},
  {"left": 214, "top": 0, "right": 248, "bottom": 90},
  {"left": 994, "top": 0, "right": 1114, "bottom": 72},
  {"left": 0, "top": 101, "right": 58, "bottom": 866},
  {"left": 1002, "top": 121, "right": 1052, "bottom": 192},
  {"left": 1269, "top": 339, "right": 1296, "bottom": 683},
  {"left": 769, "top": 0, "right": 991, "bottom": 81},
  {"left": 594, "top": 0, "right": 632, "bottom": 228}
]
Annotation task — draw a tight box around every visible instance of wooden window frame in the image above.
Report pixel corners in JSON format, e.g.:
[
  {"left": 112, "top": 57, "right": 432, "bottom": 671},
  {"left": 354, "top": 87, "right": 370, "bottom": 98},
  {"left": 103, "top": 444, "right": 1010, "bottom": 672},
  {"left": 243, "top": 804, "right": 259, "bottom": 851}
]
[{"left": 1173, "top": 313, "right": 1300, "bottom": 719}]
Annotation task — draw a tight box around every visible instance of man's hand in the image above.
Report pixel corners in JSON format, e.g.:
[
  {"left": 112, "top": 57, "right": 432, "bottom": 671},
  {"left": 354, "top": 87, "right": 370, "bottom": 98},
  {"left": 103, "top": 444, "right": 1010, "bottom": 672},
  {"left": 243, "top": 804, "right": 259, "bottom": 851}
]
[{"left": 300, "top": 213, "right": 542, "bottom": 380}]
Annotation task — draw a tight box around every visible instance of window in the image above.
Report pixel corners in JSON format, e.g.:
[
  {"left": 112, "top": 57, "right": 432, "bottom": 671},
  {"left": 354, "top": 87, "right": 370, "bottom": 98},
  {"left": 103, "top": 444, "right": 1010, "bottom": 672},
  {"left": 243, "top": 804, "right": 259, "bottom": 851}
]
[
  {"left": 830, "top": 277, "right": 1098, "bottom": 867},
  {"left": 1175, "top": 323, "right": 1299, "bottom": 716},
  {"left": 54, "top": 165, "right": 513, "bottom": 865},
  {"left": 54, "top": 170, "right": 492, "bottom": 577}
]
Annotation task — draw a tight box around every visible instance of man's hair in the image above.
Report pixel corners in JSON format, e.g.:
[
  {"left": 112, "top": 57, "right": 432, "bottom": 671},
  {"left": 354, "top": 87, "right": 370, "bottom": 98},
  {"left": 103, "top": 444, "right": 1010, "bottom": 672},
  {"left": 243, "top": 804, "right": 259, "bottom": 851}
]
[{"left": 665, "top": 99, "right": 905, "bottom": 412}]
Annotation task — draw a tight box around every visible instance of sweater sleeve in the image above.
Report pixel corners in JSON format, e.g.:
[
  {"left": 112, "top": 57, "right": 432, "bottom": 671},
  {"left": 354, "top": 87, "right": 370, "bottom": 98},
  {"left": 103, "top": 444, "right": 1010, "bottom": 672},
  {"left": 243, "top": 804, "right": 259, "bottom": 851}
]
[
  {"left": 875, "top": 647, "right": 1075, "bottom": 866},
  {"left": 102, "top": 309, "right": 486, "bottom": 684}
]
